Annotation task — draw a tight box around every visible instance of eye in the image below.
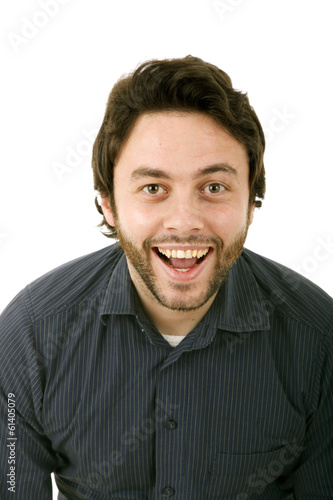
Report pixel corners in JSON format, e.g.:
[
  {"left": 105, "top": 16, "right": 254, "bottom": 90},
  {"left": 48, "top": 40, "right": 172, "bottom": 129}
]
[
  {"left": 142, "top": 184, "right": 166, "bottom": 195},
  {"left": 203, "top": 183, "right": 226, "bottom": 194}
]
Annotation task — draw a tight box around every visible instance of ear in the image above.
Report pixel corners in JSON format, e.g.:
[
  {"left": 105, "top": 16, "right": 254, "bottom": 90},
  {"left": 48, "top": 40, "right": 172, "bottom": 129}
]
[
  {"left": 100, "top": 196, "right": 115, "bottom": 227},
  {"left": 248, "top": 203, "right": 255, "bottom": 226}
]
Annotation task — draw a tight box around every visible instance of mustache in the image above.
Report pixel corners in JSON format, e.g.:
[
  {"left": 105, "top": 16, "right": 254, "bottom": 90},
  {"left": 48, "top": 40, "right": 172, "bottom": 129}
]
[{"left": 143, "top": 235, "right": 223, "bottom": 252}]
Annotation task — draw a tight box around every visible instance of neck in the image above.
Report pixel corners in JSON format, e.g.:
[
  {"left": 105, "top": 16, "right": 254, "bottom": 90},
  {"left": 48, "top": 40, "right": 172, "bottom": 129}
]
[
  {"left": 127, "top": 261, "right": 217, "bottom": 336},
  {"left": 142, "top": 296, "right": 216, "bottom": 336}
]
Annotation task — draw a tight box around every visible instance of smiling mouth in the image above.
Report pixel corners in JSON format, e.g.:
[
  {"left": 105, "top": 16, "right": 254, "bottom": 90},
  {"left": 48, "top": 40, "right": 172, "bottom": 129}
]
[{"left": 154, "top": 247, "right": 211, "bottom": 272}]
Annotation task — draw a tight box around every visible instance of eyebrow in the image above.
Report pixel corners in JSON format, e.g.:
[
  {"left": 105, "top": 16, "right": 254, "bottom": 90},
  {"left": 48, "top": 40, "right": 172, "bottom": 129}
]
[
  {"left": 195, "top": 164, "right": 238, "bottom": 178},
  {"left": 131, "top": 167, "right": 172, "bottom": 181},
  {"left": 130, "top": 163, "right": 238, "bottom": 181}
]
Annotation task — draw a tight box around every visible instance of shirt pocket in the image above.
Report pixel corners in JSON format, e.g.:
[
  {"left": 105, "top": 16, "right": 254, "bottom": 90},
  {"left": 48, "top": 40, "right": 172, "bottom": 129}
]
[{"left": 205, "top": 448, "right": 295, "bottom": 499}]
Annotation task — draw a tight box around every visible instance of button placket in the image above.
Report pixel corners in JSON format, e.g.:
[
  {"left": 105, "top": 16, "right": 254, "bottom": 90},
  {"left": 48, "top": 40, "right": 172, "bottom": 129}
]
[{"left": 155, "top": 362, "right": 184, "bottom": 497}]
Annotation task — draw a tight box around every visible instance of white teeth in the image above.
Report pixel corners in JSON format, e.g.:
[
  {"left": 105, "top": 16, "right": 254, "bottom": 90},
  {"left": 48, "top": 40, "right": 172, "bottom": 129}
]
[
  {"left": 158, "top": 248, "right": 209, "bottom": 259},
  {"left": 175, "top": 268, "right": 190, "bottom": 272},
  {"left": 197, "top": 249, "right": 209, "bottom": 258}
]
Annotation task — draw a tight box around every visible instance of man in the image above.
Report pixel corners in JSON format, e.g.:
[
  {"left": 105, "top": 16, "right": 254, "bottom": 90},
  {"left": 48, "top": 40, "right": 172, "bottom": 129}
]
[{"left": 0, "top": 56, "right": 332, "bottom": 499}]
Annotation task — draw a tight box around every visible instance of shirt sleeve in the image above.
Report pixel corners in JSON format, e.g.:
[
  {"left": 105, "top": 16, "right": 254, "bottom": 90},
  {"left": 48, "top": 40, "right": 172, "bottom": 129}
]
[
  {"left": 0, "top": 290, "right": 58, "bottom": 499},
  {"left": 293, "top": 323, "right": 333, "bottom": 498}
]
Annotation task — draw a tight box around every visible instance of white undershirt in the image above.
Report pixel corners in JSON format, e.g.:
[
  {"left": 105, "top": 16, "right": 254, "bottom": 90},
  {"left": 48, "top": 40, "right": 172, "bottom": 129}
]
[{"left": 161, "top": 334, "right": 186, "bottom": 347}]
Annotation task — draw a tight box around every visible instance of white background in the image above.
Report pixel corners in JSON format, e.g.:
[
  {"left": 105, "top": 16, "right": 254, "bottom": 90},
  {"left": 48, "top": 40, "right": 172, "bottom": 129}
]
[{"left": 1, "top": 0, "right": 332, "bottom": 497}]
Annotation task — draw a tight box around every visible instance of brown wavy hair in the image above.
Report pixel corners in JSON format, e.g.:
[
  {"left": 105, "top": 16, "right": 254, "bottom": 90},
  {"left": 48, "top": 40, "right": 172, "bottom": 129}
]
[{"left": 92, "top": 55, "right": 266, "bottom": 238}]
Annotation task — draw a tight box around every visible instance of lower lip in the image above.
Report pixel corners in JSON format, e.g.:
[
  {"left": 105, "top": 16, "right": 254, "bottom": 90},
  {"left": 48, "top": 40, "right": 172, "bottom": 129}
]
[{"left": 152, "top": 249, "right": 213, "bottom": 282}]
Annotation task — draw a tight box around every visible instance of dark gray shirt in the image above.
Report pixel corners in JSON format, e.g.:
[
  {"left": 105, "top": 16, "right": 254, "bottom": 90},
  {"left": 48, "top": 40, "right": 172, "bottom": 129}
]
[{"left": 0, "top": 244, "right": 332, "bottom": 499}]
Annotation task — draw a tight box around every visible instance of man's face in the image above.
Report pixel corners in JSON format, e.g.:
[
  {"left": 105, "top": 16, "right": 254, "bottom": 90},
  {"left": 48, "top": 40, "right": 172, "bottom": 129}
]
[{"left": 102, "top": 111, "right": 254, "bottom": 312}]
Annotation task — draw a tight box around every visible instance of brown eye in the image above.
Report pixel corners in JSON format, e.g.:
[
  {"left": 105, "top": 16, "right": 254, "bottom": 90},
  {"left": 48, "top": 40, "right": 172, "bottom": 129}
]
[
  {"left": 143, "top": 184, "right": 165, "bottom": 195},
  {"left": 204, "top": 183, "right": 225, "bottom": 194}
]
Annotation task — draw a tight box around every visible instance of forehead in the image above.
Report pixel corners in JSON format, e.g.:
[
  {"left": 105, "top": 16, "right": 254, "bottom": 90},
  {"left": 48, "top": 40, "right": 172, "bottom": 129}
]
[{"left": 115, "top": 111, "right": 249, "bottom": 178}]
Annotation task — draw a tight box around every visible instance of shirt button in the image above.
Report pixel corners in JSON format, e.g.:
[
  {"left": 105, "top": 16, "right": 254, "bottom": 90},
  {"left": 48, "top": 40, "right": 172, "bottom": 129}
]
[
  {"left": 162, "top": 486, "right": 175, "bottom": 496},
  {"left": 166, "top": 419, "right": 177, "bottom": 430}
]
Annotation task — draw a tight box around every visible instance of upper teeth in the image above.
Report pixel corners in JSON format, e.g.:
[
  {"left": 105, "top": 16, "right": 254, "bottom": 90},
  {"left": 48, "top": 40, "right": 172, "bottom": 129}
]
[{"left": 158, "top": 248, "right": 209, "bottom": 259}]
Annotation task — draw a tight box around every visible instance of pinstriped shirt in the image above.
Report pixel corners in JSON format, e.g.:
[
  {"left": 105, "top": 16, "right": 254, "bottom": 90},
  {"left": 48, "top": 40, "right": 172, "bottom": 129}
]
[{"left": 0, "top": 244, "right": 333, "bottom": 499}]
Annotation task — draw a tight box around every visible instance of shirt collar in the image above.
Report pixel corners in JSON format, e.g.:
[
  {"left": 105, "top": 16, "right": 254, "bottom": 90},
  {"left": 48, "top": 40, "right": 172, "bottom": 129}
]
[
  {"left": 100, "top": 251, "right": 137, "bottom": 321},
  {"left": 100, "top": 248, "right": 270, "bottom": 332},
  {"left": 207, "top": 252, "right": 270, "bottom": 332}
]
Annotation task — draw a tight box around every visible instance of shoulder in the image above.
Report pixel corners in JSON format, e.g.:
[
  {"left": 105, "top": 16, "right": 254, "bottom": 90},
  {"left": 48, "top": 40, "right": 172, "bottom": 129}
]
[
  {"left": 12, "top": 243, "right": 124, "bottom": 322},
  {"left": 242, "top": 248, "right": 333, "bottom": 333}
]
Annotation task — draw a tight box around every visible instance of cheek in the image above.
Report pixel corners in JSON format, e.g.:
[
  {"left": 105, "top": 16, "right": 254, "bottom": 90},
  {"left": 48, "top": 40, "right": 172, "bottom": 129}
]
[
  {"left": 120, "top": 203, "right": 160, "bottom": 236},
  {"left": 209, "top": 205, "right": 249, "bottom": 236}
]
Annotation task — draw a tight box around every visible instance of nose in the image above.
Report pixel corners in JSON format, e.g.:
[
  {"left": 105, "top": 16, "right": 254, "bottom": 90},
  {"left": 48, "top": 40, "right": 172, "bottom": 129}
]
[{"left": 163, "top": 190, "right": 204, "bottom": 234}]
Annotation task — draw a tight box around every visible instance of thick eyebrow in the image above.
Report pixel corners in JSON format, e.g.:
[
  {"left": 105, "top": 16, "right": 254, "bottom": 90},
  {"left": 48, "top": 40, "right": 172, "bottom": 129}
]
[
  {"left": 130, "top": 167, "right": 172, "bottom": 181},
  {"left": 130, "top": 163, "right": 238, "bottom": 182},
  {"left": 194, "top": 163, "right": 239, "bottom": 179}
]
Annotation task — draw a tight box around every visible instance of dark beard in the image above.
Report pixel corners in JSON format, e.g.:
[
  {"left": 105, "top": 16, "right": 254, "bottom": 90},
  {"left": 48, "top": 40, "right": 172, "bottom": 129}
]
[{"left": 115, "top": 225, "right": 249, "bottom": 312}]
